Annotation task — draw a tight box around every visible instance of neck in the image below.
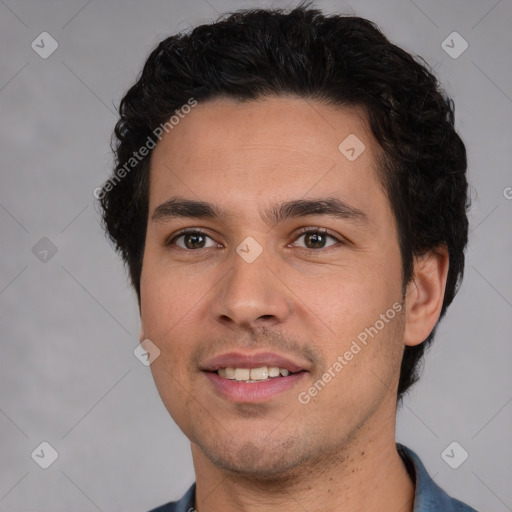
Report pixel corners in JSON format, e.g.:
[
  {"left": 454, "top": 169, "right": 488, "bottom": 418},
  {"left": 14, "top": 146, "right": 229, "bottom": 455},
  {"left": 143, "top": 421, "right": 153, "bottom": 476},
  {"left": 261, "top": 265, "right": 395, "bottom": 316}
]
[{"left": 190, "top": 406, "right": 415, "bottom": 512}]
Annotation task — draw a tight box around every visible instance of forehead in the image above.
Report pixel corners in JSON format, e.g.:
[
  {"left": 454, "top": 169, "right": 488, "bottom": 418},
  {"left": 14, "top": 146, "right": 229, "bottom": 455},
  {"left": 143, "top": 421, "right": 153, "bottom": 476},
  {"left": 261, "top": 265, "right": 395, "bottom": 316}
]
[{"left": 148, "top": 96, "right": 387, "bottom": 221}]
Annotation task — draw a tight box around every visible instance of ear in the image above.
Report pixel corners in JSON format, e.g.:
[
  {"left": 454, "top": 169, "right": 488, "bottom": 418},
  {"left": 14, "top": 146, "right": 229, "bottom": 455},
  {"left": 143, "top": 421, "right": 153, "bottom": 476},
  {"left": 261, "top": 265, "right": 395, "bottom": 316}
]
[{"left": 403, "top": 246, "right": 449, "bottom": 347}]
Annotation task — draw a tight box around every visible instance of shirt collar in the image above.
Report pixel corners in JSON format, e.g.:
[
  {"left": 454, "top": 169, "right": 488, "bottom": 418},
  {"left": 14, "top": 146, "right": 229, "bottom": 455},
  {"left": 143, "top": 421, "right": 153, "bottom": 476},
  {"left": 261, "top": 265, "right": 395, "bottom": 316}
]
[
  {"left": 397, "top": 443, "right": 476, "bottom": 511},
  {"left": 172, "top": 482, "right": 195, "bottom": 512}
]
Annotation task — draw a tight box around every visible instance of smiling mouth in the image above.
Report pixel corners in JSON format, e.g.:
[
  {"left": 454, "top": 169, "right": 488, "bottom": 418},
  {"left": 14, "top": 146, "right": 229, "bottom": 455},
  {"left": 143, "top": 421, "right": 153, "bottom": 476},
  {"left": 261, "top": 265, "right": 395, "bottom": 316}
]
[{"left": 213, "top": 366, "right": 304, "bottom": 383}]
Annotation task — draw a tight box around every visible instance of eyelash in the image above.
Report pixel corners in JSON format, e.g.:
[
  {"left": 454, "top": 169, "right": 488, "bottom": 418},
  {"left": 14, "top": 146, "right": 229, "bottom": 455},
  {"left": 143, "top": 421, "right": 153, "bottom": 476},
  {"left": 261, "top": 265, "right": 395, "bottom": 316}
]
[{"left": 166, "top": 227, "right": 344, "bottom": 251}]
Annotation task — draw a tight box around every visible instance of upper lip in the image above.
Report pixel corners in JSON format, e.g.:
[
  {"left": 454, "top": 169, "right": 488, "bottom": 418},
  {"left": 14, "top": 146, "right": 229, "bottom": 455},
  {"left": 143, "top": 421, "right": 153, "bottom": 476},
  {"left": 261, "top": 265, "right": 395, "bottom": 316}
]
[{"left": 201, "top": 351, "right": 308, "bottom": 374}]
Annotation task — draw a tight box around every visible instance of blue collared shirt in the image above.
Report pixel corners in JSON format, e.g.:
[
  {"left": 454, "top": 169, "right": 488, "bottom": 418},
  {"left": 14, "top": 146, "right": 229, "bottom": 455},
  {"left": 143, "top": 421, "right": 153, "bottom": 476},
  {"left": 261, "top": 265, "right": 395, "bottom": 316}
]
[{"left": 148, "top": 444, "right": 478, "bottom": 511}]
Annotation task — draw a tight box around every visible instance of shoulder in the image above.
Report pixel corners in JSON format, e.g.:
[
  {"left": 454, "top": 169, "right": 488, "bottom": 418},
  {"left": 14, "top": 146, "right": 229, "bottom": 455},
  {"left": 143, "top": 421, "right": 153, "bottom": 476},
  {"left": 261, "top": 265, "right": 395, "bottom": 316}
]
[
  {"left": 147, "top": 483, "right": 196, "bottom": 512},
  {"left": 397, "top": 444, "right": 479, "bottom": 512}
]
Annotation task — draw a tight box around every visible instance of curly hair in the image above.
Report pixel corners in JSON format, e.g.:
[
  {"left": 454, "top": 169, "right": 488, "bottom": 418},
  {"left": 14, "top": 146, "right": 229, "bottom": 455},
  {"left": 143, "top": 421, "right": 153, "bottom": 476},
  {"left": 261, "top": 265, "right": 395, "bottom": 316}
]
[{"left": 99, "top": 4, "right": 469, "bottom": 400}]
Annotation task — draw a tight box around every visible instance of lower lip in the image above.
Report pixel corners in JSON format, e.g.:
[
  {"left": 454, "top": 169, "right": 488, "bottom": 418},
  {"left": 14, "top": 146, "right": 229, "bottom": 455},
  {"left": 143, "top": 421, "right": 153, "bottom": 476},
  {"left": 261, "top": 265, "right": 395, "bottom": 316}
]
[{"left": 203, "top": 371, "right": 307, "bottom": 403}]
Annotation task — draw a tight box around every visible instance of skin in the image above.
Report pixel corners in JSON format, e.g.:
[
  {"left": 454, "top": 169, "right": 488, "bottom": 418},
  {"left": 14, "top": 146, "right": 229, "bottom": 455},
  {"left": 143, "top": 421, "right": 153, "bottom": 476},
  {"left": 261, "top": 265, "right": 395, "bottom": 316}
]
[{"left": 139, "top": 96, "right": 449, "bottom": 512}]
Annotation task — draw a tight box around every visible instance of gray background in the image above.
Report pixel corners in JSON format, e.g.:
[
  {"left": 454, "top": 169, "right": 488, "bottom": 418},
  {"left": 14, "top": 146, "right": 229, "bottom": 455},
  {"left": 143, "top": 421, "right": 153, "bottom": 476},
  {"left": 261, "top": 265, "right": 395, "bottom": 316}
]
[{"left": 1, "top": 0, "right": 511, "bottom": 510}]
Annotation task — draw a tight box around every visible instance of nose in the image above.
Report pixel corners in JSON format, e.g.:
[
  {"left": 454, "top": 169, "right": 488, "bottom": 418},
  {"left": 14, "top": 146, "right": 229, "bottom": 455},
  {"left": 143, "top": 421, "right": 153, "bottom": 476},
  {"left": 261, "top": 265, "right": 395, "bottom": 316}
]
[{"left": 211, "top": 248, "right": 292, "bottom": 330}]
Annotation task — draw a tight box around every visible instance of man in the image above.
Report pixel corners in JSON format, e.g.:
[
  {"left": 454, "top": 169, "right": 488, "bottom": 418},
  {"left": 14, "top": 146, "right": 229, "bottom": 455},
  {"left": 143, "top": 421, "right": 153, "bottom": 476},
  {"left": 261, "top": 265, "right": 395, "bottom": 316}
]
[{"left": 99, "top": 5, "right": 476, "bottom": 511}]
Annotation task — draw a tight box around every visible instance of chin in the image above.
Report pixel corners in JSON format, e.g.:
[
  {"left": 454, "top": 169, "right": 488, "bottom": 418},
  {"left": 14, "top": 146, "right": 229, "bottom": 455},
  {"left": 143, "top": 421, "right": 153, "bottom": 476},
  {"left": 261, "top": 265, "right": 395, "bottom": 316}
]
[{"left": 198, "top": 435, "right": 318, "bottom": 481}]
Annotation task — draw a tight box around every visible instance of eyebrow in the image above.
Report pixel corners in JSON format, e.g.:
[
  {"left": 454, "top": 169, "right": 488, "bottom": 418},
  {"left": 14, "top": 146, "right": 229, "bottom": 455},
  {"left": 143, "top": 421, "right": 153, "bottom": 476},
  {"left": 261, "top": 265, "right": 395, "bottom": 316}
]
[{"left": 151, "top": 196, "right": 369, "bottom": 226}]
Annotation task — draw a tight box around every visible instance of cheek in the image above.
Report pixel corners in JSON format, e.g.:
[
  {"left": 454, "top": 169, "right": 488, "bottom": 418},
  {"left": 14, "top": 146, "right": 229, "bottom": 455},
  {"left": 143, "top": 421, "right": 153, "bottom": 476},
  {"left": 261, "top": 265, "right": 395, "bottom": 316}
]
[
  {"left": 291, "top": 250, "right": 404, "bottom": 389},
  {"left": 141, "top": 265, "right": 202, "bottom": 430},
  {"left": 289, "top": 255, "right": 401, "bottom": 341},
  {"left": 140, "top": 257, "right": 210, "bottom": 339},
  {"left": 140, "top": 266, "right": 195, "bottom": 382}
]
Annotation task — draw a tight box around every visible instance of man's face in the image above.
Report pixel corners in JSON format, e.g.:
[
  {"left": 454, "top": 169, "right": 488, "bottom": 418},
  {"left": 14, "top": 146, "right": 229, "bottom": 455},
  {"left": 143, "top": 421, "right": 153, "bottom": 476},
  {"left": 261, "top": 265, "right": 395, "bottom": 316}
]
[{"left": 140, "top": 97, "right": 406, "bottom": 476}]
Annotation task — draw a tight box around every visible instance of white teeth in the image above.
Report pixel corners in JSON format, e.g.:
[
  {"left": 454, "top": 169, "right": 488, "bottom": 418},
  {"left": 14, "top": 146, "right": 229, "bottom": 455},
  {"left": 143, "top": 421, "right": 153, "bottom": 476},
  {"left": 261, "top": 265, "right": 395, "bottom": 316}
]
[
  {"left": 217, "top": 368, "right": 229, "bottom": 378},
  {"left": 224, "top": 367, "right": 236, "bottom": 379},
  {"left": 217, "top": 366, "right": 293, "bottom": 382},
  {"left": 250, "top": 366, "right": 269, "bottom": 380},
  {"left": 268, "top": 366, "right": 280, "bottom": 377},
  {"left": 234, "top": 368, "right": 250, "bottom": 381}
]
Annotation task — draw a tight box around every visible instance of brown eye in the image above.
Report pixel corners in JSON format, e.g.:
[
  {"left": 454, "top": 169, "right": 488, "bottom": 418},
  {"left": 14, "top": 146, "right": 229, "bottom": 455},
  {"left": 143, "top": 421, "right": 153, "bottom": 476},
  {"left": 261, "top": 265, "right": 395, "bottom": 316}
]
[
  {"left": 293, "top": 229, "right": 340, "bottom": 250},
  {"left": 304, "top": 232, "right": 327, "bottom": 248},
  {"left": 182, "top": 233, "right": 207, "bottom": 249},
  {"left": 169, "top": 230, "right": 218, "bottom": 250}
]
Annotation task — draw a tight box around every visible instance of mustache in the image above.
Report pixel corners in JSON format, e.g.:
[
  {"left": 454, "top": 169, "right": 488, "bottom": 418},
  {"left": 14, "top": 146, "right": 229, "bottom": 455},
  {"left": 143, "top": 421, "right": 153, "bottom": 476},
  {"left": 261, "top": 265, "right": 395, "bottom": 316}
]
[{"left": 190, "top": 326, "right": 325, "bottom": 369}]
